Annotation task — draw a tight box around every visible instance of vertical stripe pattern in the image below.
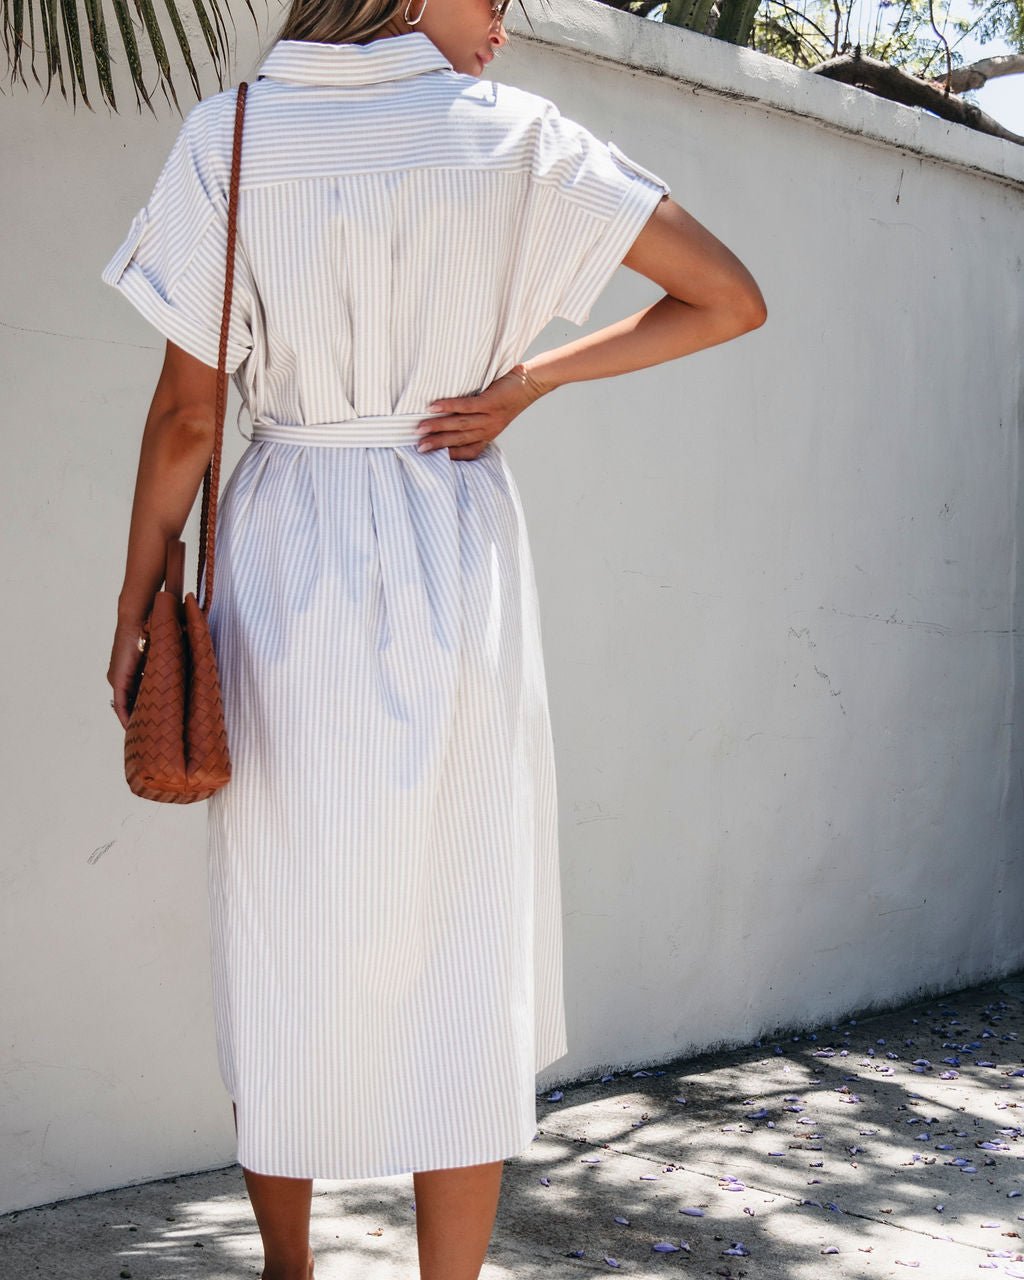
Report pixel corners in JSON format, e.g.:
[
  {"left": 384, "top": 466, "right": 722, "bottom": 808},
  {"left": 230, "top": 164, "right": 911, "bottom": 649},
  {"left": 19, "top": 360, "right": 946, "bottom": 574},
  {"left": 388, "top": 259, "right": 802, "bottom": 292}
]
[{"left": 100, "top": 31, "right": 671, "bottom": 1180}]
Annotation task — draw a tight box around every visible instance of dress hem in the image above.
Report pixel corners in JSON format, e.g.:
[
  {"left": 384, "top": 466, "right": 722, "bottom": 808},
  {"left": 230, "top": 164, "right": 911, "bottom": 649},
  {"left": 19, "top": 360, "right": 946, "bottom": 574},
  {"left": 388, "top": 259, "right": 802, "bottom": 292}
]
[{"left": 233, "top": 1126, "right": 542, "bottom": 1182}]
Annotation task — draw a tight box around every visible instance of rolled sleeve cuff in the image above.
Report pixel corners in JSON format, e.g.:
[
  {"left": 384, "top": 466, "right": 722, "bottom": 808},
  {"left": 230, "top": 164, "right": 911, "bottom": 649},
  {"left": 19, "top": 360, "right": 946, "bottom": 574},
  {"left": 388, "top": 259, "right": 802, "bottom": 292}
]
[
  {"left": 100, "top": 209, "right": 250, "bottom": 374},
  {"left": 105, "top": 258, "right": 249, "bottom": 372}
]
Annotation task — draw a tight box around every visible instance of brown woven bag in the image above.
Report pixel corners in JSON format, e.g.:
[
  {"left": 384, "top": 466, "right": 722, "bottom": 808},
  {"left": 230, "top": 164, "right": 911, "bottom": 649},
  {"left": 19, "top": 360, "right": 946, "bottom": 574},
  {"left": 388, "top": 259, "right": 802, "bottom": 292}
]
[{"left": 124, "top": 81, "right": 249, "bottom": 803}]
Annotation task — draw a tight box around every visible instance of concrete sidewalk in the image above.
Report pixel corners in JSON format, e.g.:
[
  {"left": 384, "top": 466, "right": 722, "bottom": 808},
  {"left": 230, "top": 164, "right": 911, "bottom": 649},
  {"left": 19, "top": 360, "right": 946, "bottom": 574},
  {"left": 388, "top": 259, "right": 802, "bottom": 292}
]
[{"left": 3, "top": 970, "right": 1023, "bottom": 1279}]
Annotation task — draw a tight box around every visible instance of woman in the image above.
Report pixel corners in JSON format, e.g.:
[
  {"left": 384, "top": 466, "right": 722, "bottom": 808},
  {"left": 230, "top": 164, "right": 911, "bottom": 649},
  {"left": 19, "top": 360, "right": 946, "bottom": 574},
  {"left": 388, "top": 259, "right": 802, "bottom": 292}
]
[{"left": 103, "top": 0, "right": 766, "bottom": 1273}]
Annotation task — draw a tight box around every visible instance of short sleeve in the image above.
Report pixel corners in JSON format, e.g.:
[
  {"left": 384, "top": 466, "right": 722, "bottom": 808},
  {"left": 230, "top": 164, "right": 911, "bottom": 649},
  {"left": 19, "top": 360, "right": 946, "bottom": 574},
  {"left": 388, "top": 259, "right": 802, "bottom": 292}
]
[
  {"left": 529, "top": 103, "right": 671, "bottom": 326},
  {"left": 100, "top": 96, "right": 254, "bottom": 374}
]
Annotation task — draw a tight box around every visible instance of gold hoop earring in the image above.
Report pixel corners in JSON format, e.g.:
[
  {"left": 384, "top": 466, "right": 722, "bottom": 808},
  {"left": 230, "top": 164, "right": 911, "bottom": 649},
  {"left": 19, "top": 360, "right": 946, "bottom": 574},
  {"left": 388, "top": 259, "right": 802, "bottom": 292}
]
[{"left": 404, "top": 0, "right": 428, "bottom": 24}]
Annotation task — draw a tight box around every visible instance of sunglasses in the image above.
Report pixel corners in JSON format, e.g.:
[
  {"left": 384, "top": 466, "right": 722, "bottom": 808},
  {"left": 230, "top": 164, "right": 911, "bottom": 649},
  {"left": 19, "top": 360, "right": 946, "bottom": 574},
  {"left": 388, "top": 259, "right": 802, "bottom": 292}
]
[{"left": 489, "top": 0, "right": 513, "bottom": 20}]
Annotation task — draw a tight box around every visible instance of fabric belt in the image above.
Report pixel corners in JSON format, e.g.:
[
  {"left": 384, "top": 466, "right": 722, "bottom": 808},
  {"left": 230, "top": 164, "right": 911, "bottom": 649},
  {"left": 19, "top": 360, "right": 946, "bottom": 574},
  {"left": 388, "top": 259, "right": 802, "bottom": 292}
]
[{"left": 250, "top": 412, "right": 445, "bottom": 448}]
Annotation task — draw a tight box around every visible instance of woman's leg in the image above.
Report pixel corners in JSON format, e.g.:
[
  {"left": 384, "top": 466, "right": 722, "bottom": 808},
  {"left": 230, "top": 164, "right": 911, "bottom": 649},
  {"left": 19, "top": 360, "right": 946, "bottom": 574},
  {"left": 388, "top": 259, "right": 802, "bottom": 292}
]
[
  {"left": 233, "top": 1102, "right": 315, "bottom": 1280},
  {"left": 412, "top": 1160, "right": 504, "bottom": 1280}
]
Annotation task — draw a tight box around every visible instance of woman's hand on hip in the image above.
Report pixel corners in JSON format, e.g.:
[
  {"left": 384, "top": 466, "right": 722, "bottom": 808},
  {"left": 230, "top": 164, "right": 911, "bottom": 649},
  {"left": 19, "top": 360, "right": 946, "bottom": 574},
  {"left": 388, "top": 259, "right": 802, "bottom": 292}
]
[{"left": 416, "top": 362, "right": 551, "bottom": 459}]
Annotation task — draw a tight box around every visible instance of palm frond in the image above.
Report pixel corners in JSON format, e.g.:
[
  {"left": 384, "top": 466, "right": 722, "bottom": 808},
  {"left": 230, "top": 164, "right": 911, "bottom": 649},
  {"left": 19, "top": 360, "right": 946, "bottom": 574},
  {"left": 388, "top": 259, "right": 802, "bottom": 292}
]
[{"left": 1, "top": 0, "right": 260, "bottom": 113}]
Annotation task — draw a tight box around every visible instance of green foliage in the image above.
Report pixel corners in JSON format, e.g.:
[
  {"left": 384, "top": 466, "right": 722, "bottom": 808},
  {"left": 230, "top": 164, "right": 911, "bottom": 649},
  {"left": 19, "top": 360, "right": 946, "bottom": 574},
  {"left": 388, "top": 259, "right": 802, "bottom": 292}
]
[
  {"left": 969, "top": 0, "right": 1024, "bottom": 47},
  {"left": 650, "top": 0, "right": 1023, "bottom": 71},
  {"left": 1, "top": 0, "right": 259, "bottom": 113}
]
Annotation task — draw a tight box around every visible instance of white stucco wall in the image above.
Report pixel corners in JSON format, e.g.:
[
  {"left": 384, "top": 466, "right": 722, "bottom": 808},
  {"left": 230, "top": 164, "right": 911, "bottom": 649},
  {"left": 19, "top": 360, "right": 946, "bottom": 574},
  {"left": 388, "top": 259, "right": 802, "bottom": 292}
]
[{"left": 2, "top": 0, "right": 1022, "bottom": 1213}]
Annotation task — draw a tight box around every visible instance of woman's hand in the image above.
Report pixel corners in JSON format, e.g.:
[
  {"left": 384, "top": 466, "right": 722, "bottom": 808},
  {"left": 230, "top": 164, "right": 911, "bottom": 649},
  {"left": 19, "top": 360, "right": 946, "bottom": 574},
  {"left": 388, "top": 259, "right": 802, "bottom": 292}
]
[
  {"left": 416, "top": 362, "right": 552, "bottom": 460},
  {"left": 108, "top": 619, "right": 148, "bottom": 730}
]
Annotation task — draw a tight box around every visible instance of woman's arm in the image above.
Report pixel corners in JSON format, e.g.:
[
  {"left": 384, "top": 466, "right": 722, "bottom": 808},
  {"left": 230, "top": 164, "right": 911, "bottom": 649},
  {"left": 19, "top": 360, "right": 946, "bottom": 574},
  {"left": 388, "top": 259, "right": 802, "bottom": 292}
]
[
  {"left": 417, "top": 196, "right": 767, "bottom": 458},
  {"left": 520, "top": 195, "right": 767, "bottom": 395},
  {"left": 108, "top": 340, "right": 221, "bottom": 727}
]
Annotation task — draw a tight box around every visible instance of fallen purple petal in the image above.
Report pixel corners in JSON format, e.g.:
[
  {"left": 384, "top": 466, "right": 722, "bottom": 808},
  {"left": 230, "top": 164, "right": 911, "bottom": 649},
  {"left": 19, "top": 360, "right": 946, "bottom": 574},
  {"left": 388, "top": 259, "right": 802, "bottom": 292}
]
[
  {"left": 679, "top": 1207, "right": 705, "bottom": 1216},
  {"left": 652, "top": 1242, "right": 680, "bottom": 1252}
]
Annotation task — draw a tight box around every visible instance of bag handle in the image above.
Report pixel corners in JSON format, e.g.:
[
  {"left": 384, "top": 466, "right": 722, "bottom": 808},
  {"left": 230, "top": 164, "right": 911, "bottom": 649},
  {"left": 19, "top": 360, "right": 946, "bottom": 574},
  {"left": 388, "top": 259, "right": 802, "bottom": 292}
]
[{"left": 196, "top": 79, "right": 248, "bottom": 610}]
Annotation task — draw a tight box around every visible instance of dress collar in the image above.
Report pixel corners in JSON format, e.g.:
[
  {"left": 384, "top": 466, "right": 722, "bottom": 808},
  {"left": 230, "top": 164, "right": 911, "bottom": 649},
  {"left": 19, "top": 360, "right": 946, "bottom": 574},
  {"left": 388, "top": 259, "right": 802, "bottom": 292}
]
[{"left": 256, "top": 31, "right": 454, "bottom": 87}]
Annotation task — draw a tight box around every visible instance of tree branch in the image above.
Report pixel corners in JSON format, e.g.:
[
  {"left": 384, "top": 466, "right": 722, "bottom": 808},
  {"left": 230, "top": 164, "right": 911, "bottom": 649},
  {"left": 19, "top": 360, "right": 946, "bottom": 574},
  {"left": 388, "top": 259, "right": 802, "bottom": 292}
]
[{"left": 810, "top": 50, "right": 1024, "bottom": 144}]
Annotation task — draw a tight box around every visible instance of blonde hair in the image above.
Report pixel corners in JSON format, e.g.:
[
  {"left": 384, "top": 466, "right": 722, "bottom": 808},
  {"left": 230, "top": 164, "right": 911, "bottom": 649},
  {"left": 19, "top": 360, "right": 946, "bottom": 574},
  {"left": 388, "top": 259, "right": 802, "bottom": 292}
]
[{"left": 265, "top": 0, "right": 539, "bottom": 50}]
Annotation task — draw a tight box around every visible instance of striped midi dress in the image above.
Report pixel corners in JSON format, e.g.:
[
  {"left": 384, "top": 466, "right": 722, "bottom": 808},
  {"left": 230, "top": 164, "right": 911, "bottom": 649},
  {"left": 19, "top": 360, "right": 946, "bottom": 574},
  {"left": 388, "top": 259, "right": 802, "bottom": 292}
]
[{"left": 100, "top": 31, "right": 671, "bottom": 1180}]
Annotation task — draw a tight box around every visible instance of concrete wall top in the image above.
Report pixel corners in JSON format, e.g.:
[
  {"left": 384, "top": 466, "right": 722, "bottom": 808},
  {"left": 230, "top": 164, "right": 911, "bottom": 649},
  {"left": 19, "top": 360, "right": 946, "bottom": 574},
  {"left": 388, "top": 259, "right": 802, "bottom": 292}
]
[{"left": 508, "top": 0, "right": 1024, "bottom": 193}]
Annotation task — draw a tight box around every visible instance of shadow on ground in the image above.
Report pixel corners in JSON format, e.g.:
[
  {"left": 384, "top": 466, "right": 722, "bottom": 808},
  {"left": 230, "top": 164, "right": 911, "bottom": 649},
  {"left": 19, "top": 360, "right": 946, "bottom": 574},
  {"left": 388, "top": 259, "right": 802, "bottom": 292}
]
[{"left": 2, "top": 971, "right": 1022, "bottom": 1279}]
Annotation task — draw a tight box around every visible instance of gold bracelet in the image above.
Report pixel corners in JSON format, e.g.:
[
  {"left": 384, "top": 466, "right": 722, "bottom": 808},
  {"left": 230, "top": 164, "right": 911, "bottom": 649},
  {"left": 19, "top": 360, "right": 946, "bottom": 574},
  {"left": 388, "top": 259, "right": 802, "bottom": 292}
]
[{"left": 510, "top": 362, "right": 550, "bottom": 402}]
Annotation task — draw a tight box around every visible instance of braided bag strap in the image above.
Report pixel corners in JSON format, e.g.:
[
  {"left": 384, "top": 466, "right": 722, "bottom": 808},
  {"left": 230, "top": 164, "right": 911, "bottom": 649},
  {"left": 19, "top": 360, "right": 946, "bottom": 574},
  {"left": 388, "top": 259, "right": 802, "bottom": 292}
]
[{"left": 197, "top": 79, "right": 248, "bottom": 609}]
